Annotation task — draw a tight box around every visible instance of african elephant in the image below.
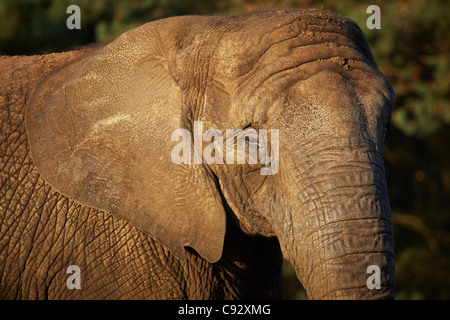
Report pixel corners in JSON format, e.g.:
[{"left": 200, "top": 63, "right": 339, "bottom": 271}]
[{"left": 0, "top": 10, "right": 395, "bottom": 299}]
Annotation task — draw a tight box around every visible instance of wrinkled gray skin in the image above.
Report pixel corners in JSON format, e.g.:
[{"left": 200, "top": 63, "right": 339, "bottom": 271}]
[{"left": 0, "top": 10, "right": 395, "bottom": 299}]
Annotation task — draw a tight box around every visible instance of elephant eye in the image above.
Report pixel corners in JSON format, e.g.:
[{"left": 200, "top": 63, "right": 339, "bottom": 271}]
[
  {"left": 245, "top": 130, "right": 262, "bottom": 165},
  {"left": 248, "top": 138, "right": 260, "bottom": 146}
]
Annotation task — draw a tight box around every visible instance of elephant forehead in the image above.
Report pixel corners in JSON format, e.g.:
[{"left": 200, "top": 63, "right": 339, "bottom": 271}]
[{"left": 210, "top": 10, "right": 372, "bottom": 81}]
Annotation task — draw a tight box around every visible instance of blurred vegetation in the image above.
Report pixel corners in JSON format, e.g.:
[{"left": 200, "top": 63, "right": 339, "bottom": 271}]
[{"left": 1, "top": 0, "right": 448, "bottom": 299}]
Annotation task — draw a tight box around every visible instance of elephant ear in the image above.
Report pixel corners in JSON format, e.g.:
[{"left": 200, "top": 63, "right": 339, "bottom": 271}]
[{"left": 25, "top": 24, "right": 226, "bottom": 263}]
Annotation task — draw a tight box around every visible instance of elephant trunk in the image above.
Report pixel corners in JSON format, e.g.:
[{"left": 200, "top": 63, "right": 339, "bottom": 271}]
[
  {"left": 277, "top": 141, "right": 395, "bottom": 299},
  {"left": 290, "top": 217, "right": 395, "bottom": 299}
]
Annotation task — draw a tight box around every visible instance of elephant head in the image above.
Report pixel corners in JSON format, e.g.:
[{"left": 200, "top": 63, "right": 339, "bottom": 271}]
[{"left": 25, "top": 10, "right": 395, "bottom": 299}]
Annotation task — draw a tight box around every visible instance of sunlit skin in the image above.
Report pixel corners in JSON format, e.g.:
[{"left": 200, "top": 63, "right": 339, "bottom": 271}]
[{"left": 1, "top": 10, "right": 394, "bottom": 299}]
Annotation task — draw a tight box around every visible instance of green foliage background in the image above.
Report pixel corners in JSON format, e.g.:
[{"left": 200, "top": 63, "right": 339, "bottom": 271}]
[{"left": 1, "top": 0, "right": 449, "bottom": 299}]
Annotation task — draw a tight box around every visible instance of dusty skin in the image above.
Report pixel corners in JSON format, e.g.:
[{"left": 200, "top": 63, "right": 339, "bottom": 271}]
[{"left": 0, "top": 10, "right": 395, "bottom": 299}]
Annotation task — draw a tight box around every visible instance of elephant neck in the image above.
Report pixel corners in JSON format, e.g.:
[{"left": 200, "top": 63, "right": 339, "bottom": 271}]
[{"left": 215, "top": 213, "right": 283, "bottom": 299}]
